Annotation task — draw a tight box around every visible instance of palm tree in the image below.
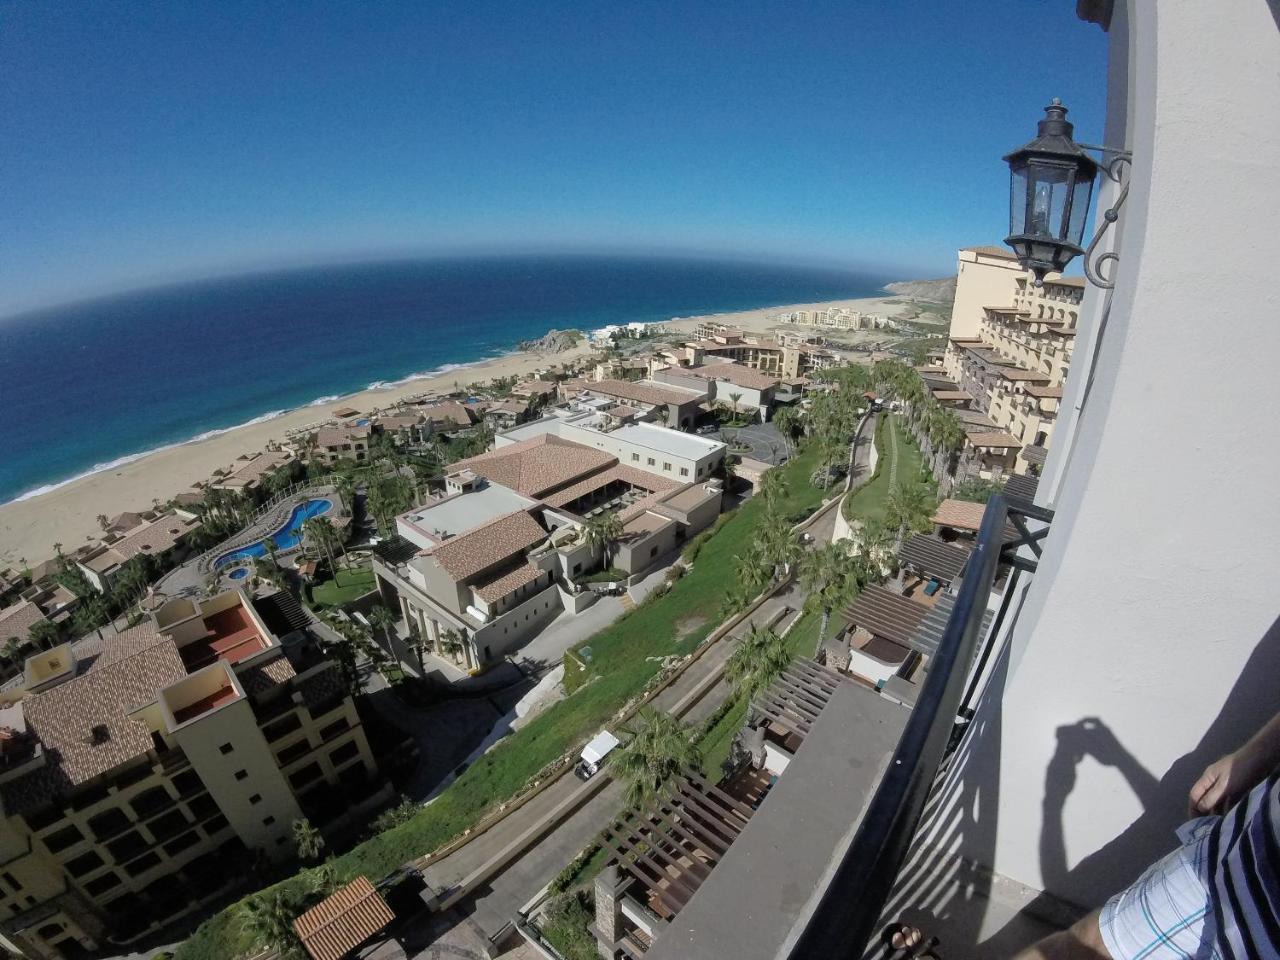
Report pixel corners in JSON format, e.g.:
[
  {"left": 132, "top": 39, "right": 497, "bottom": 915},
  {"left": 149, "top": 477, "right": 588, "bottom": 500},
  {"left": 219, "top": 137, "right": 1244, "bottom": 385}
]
[
  {"left": 614, "top": 709, "right": 702, "bottom": 808},
  {"left": 757, "top": 510, "right": 799, "bottom": 578},
  {"left": 96, "top": 514, "right": 110, "bottom": 532},
  {"left": 334, "top": 475, "right": 356, "bottom": 514},
  {"left": 772, "top": 407, "right": 798, "bottom": 454},
  {"left": 292, "top": 818, "right": 326, "bottom": 862},
  {"left": 727, "top": 392, "right": 743, "bottom": 422},
  {"left": 726, "top": 624, "right": 791, "bottom": 699},
  {"left": 302, "top": 517, "right": 338, "bottom": 574},
  {"left": 886, "top": 481, "right": 935, "bottom": 551},
  {"left": 583, "top": 512, "right": 624, "bottom": 569},
  {"left": 367, "top": 603, "right": 400, "bottom": 663},
  {"left": 758, "top": 468, "right": 786, "bottom": 508},
  {"left": 262, "top": 534, "right": 281, "bottom": 570},
  {"left": 800, "top": 542, "right": 859, "bottom": 642},
  {"left": 238, "top": 888, "right": 305, "bottom": 959}
]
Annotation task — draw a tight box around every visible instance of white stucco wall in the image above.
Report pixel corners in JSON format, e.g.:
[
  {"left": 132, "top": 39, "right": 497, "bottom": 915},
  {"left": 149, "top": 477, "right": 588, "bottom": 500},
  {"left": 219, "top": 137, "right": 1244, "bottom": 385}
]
[{"left": 956, "top": 1, "right": 1280, "bottom": 908}]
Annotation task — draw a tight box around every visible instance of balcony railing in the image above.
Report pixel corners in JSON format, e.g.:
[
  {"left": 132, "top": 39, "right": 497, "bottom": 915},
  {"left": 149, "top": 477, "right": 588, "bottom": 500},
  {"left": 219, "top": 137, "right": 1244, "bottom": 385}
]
[{"left": 788, "top": 494, "right": 1052, "bottom": 959}]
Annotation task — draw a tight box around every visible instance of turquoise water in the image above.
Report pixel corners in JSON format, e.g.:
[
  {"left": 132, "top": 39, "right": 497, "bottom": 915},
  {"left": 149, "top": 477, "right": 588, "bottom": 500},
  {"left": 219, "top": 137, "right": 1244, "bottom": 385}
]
[
  {"left": 0, "top": 256, "right": 891, "bottom": 504},
  {"left": 227, "top": 567, "right": 250, "bottom": 581},
  {"left": 213, "top": 498, "right": 333, "bottom": 568}
]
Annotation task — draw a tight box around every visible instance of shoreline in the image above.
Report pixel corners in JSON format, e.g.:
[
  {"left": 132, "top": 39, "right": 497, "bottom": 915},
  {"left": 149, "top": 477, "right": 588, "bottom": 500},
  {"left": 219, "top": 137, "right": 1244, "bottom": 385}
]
[{"left": 0, "top": 293, "right": 917, "bottom": 568}]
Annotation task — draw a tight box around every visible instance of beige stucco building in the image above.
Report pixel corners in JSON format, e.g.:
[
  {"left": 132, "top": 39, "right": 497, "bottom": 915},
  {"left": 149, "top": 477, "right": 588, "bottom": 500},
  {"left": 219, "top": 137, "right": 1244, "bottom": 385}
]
[
  {"left": 0, "top": 589, "right": 379, "bottom": 959},
  {"left": 938, "top": 247, "right": 1084, "bottom": 475}
]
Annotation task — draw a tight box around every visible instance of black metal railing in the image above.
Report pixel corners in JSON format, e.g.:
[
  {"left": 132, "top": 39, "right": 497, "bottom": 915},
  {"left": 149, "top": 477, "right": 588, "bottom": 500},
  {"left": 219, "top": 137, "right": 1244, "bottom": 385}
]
[{"left": 788, "top": 494, "right": 1052, "bottom": 959}]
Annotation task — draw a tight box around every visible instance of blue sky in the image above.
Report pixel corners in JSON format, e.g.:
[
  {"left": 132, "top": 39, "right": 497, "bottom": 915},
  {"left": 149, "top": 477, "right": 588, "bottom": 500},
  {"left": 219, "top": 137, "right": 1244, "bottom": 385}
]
[{"left": 0, "top": 1, "right": 1107, "bottom": 315}]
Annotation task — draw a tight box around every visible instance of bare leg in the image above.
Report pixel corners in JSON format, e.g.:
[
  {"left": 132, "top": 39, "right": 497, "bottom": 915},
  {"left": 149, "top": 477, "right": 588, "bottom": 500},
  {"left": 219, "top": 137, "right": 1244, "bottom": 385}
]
[{"left": 1011, "top": 909, "right": 1113, "bottom": 960}]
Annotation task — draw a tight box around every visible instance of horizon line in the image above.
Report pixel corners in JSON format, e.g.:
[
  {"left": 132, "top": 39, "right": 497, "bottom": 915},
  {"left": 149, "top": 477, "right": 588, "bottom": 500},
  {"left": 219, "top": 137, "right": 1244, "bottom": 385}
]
[{"left": 0, "top": 244, "right": 951, "bottom": 322}]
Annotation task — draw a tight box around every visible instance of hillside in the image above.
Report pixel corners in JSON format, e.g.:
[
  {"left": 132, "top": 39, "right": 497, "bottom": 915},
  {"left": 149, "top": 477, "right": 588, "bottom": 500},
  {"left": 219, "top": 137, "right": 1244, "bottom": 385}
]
[{"left": 883, "top": 276, "right": 956, "bottom": 303}]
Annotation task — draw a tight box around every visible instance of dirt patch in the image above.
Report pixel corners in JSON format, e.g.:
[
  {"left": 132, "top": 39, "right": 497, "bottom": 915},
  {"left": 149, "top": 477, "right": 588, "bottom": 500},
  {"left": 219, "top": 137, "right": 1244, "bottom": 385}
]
[{"left": 673, "top": 614, "right": 709, "bottom": 639}]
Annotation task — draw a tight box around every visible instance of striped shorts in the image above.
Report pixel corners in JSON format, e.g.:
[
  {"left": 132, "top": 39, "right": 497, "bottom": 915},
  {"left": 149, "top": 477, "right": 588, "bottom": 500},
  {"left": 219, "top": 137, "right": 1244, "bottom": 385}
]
[{"left": 1098, "top": 817, "right": 1222, "bottom": 960}]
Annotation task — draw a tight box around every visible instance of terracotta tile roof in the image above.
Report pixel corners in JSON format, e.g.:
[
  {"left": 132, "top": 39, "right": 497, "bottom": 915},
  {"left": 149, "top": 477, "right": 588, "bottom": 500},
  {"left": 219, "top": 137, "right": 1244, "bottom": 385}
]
[
  {"left": 0, "top": 601, "right": 46, "bottom": 645},
  {"left": 16, "top": 638, "right": 185, "bottom": 794},
  {"left": 486, "top": 398, "right": 532, "bottom": 415},
  {"left": 77, "top": 621, "right": 163, "bottom": 672},
  {"left": 238, "top": 654, "right": 297, "bottom": 695},
  {"left": 966, "top": 430, "right": 1022, "bottom": 449},
  {"left": 931, "top": 499, "right": 989, "bottom": 532},
  {"left": 294, "top": 875, "right": 395, "bottom": 960},
  {"left": 331, "top": 406, "right": 361, "bottom": 418},
  {"left": 106, "top": 512, "right": 201, "bottom": 562},
  {"left": 106, "top": 512, "right": 146, "bottom": 533},
  {"left": 374, "top": 414, "right": 423, "bottom": 431},
  {"left": 541, "top": 464, "right": 680, "bottom": 510},
  {"left": 428, "top": 510, "right": 547, "bottom": 580},
  {"left": 1024, "top": 384, "right": 1064, "bottom": 398},
  {"left": 472, "top": 561, "right": 543, "bottom": 603},
  {"left": 317, "top": 424, "right": 371, "bottom": 447},
  {"left": 1044, "top": 275, "right": 1086, "bottom": 288},
  {"left": 931, "top": 390, "right": 974, "bottom": 402},
  {"left": 452, "top": 434, "right": 616, "bottom": 498},
  {"left": 218, "top": 450, "right": 292, "bottom": 486},
  {"left": 297, "top": 663, "right": 345, "bottom": 710},
  {"left": 589, "top": 379, "right": 702, "bottom": 407},
  {"left": 512, "top": 380, "right": 558, "bottom": 396},
  {"left": 418, "top": 400, "right": 475, "bottom": 427},
  {"left": 604, "top": 404, "right": 640, "bottom": 418},
  {"left": 994, "top": 366, "right": 1052, "bottom": 382},
  {"left": 697, "top": 363, "right": 779, "bottom": 390}
]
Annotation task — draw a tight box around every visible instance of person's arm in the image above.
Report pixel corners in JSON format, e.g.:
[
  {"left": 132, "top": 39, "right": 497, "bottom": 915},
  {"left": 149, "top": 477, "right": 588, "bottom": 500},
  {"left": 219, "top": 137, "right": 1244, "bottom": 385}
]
[{"left": 1189, "top": 710, "right": 1280, "bottom": 816}]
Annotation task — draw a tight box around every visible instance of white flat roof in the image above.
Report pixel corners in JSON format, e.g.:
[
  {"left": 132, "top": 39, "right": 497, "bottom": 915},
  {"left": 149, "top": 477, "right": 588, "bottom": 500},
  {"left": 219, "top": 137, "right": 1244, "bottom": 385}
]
[
  {"left": 398, "top": 483, "right": 537, "bottom": 547},
  {"left": 611, "top": 422, "right": 725, "bottom": 460}
]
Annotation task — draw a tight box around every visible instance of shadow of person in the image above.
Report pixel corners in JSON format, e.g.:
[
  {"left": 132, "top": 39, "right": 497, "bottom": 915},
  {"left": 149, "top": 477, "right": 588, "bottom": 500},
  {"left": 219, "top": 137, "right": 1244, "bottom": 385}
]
[{"left": 977, "top": 613, "right": 1280, "bottom": 957}]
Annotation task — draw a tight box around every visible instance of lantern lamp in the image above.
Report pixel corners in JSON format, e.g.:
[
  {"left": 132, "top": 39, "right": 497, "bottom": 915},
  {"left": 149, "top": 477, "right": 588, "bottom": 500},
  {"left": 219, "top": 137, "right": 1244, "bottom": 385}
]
[{"left": 1004, "top": 99, "right": 1099, "bottom": 283}]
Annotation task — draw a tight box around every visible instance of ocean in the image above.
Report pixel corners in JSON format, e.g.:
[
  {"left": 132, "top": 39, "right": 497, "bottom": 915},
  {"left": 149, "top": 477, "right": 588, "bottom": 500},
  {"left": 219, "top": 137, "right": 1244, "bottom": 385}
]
[{"left": 0, "top": 255, "right": 890, "bottom": 505}]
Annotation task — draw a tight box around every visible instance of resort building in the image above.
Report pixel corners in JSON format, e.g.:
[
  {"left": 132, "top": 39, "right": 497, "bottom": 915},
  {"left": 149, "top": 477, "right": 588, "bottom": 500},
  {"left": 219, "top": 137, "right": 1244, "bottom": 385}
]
[
  {"left": 208, "top": 450, "right": 294, "bottom": 494},
  {"left": 482, "top": 397, "right": 535, "bottom": 431},
  {"left": 584, "top": 7, "right": 1280, "bottom": 960},
  {"left": 0, "top": 589, "right": 379, "bottom": 959},
  {"left": 75, "top": 512, "right": 203, "bottom": 594},
  {"left": 370, "top": 411, "right": 427, "bottom": 446},
  {"left": 772, "top": 306, "right": 894, "bottom": 331},
  {"left": 411, "top": 399, "right": 478, "bottom": 432},
  {"left": 651, "top": 361, "right": 779, "bottom": 419},
  {"left": 315, "top": 424, "right": 371, "bottom": 464},
  {"left": 932, "top": 246, "right": 1084, "bottom": 475},
  {"left": 676, "top": 325, "right": 838, "bottom": 380},
  {"left": 372, "top": 421, "right": 725, "bottom": 673},
  {"left": 577, "top": 379, "right": 706, "bottom": 431}
]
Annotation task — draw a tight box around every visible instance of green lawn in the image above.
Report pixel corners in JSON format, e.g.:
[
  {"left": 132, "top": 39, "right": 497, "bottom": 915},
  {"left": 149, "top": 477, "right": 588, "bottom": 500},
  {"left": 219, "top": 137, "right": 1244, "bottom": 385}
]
[
  {"left": 310, "top": 565, "right": 375, "bottom": 609},
  {"left": 176, "top": 442, "right": 831, "bottom": 960},
  {"left": 842, "top": 413, "right": 926, "bottom": 526}
]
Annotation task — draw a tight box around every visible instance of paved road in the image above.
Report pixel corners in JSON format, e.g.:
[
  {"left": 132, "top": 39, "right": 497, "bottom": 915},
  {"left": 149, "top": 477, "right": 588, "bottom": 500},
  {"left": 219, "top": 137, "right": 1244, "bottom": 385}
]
[{"left": 421, "top": 579, "right": 807, "bottom": 939}]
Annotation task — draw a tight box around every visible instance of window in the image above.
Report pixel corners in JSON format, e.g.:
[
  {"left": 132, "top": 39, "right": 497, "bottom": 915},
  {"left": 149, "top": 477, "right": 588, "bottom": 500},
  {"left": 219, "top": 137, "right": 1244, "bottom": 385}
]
[
  {"left": 262, "top": 816, "right": 275, "bottom": 827},
  {"left": 171, "top": 769, "right": 204, "bottom": 797},
  {"left": 263, "top": 712, "right": 302, "bottom": 742},
  {"left": 234, "top": 769, "right": 248, "bottom": 781},
  {"left": 43, "top": 825, "right": 84, "bottom": 854},
  {"left": 289, "top": 762, "right": 324, "bottom": 790},
  {"left": 218, "top": 742, "right": 233, "bottom": 755},
  {"left": 87, "top": 808, "right": 132, "bottom": 843},
  {"left": 65, "top": 851, "right": 104, "bottom": 878},
  {"left": 650, "top": 546, "right": 658, "bottom": 558},
  {"left": 203, "top": 814, "right": 229, "bottom": 836},
  {"left": 84, "top": 872, "right": 122, "bottom": 898},
  {"left": 2, "top": 872, "right": 19, "bottom": 891},
  {"left": 36, "top": 922, "right": 62, "bottom": 939},
  {"left": 248, "top": 794, "right": 262, "bottom": 805},
  {"left": 163, "top": 831, "right": 199, "bottom": 858},
  {"left": 130, "top": 787, "right": 174, "bottom": 819},
  {"left": 330, "top": 740, "right": 360, "bottom": 768},
  {"left": 680, "top": 468, "right": 689, "bottom": 477},
  {"left": 106, "top": 831, "right": 148, "bottom": 862},
  {"left": 631, "top": 453, "right": 639, "bottom": 461},
  {"left": 319, "top": 718, "right": 349, "bottom": 741},
  {"left": 277, "top": 738, "right": 311, "bottom": 765},
  {"left": 146, "top": 809, "right": 190, "bottom": 842},
  {"left": 187, "top": 793, "right": 218, "bottom": 822},
  {"left": 647, "top": 457, "right": 655, "bottom": 466},
  {"left": 124, "top": 852, "right": 161, "bottom": 877}
]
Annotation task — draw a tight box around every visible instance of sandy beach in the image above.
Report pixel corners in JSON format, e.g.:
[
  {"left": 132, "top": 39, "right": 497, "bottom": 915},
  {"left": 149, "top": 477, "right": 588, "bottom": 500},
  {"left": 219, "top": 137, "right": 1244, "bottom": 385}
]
[{"left": 0, "top": 295, "right": 914, "bottom": 568}]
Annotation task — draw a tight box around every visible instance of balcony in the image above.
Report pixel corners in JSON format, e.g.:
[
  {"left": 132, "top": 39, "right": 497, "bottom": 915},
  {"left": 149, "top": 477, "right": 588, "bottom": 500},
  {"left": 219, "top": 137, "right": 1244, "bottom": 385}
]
[{"left": 608, "top": 496, "right": 1053, "bottom": 960}]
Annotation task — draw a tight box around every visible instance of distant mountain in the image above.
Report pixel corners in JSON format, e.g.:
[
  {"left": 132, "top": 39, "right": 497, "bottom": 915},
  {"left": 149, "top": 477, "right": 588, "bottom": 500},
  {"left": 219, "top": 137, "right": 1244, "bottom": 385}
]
[{"left": 883, "top": 277, "right": 956, "bottom": 303}]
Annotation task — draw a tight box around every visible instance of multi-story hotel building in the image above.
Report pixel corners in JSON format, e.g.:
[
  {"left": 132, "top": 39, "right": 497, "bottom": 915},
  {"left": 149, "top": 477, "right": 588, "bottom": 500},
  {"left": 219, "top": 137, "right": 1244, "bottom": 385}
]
[
  {"left": 936, "top": 246, "right": 1084, "bottom": 476},
  {"left": 0, "top": 589, "right": 378, "bottom": 959}
]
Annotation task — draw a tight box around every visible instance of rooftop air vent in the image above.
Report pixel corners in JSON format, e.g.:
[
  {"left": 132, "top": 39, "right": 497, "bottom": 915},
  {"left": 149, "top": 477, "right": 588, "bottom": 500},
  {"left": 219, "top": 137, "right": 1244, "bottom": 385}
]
[{"left": 90, "top": 724, "right": 110, "bottom": 745}]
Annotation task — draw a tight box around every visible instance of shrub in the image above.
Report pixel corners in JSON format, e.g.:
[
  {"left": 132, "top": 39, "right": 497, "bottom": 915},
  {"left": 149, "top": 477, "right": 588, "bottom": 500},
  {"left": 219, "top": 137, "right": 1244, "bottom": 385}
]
[{"left": 665, "top": 564, "right": 686, "bottom": 582}]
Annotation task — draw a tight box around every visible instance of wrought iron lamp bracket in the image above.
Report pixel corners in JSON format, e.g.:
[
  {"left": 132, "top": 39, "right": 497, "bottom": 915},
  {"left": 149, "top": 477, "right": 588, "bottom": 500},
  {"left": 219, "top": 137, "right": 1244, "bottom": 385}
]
[{"left": 1077, "top": 144, "right": 1132, "bottom": 289}]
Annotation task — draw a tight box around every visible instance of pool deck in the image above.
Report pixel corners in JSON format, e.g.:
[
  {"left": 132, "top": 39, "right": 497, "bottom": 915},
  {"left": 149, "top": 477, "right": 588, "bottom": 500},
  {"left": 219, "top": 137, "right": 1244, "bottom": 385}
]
[{"left": 156, "top": 485, "right": 341, "bottom": 598}]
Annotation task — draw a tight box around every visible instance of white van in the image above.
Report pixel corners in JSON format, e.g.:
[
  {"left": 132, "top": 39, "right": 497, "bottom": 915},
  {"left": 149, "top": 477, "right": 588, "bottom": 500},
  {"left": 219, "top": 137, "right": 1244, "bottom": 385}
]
[{"left": 575, "top": 730, "right": 620, "bottom": 780}]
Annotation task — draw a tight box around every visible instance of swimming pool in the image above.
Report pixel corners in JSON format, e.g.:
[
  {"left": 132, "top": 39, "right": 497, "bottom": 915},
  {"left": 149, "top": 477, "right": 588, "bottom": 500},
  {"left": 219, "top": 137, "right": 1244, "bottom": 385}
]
[
  {"left": 213, "top": 498, "right": 333, "bottom": 569},
  {"left": 228, "top": 567, "right": 249, "bottom": 580}
]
